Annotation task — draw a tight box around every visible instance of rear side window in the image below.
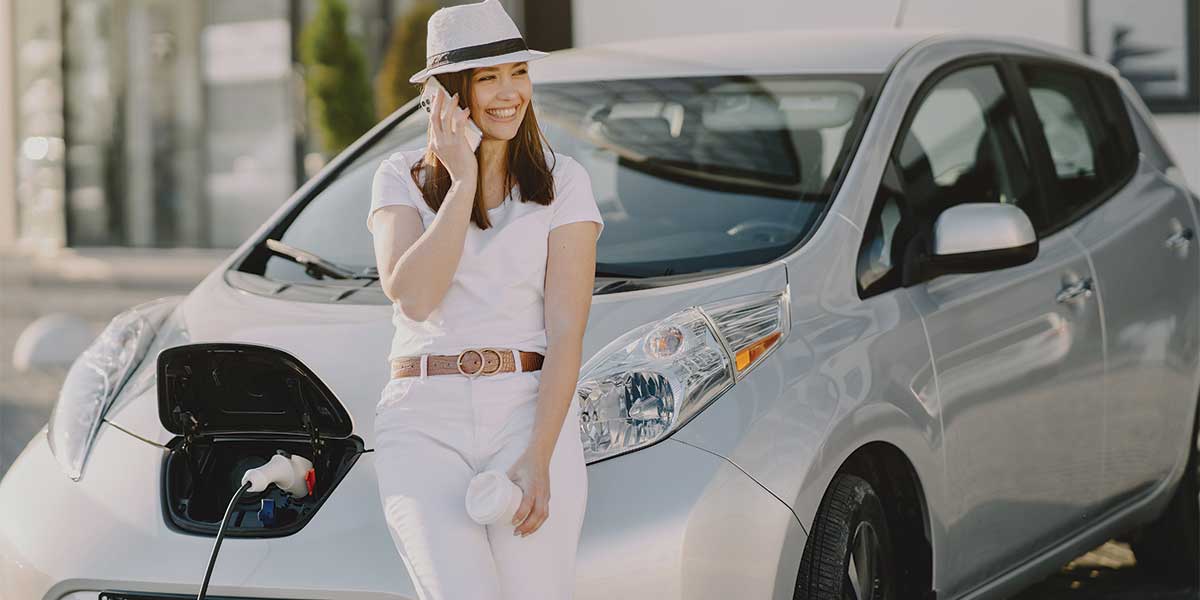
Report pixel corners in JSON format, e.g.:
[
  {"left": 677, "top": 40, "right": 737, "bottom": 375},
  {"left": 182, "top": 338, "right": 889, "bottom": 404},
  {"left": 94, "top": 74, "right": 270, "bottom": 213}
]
[{"left": 1020, "top": 65, "right": 1138, "bottom": 232}]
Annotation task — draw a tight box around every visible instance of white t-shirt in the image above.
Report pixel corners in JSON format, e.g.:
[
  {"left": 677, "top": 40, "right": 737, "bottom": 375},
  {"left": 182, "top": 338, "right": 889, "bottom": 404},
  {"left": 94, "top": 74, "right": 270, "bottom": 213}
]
[{"left": 367, "top": 148, "right": 605, "bottom": 364}]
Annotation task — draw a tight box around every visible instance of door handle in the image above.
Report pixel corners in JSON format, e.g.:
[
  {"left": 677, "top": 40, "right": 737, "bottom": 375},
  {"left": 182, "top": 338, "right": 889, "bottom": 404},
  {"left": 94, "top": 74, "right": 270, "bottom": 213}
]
[
  {"left": 1056, "top": 277, "right": 1094, "bottom": 304},
  {"left": 1166, "top": 228, "right": 1194, "bottom": 252}
]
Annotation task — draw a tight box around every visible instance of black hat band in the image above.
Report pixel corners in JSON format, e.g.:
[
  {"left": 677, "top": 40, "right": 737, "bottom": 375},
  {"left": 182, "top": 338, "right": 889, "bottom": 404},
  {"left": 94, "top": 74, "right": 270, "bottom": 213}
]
[{"left": 426, "top": 37, "right": 530, "bottom": 70}]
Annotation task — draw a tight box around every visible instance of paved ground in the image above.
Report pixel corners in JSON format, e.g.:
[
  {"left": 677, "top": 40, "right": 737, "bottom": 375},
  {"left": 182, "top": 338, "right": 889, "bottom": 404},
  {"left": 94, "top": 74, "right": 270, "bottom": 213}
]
[
  {"left": 1013, "top": 541, "right": 1194, "bottom": 598},
  {"left": 0, "top": 247, "right": 1193, "bottom": 598}
]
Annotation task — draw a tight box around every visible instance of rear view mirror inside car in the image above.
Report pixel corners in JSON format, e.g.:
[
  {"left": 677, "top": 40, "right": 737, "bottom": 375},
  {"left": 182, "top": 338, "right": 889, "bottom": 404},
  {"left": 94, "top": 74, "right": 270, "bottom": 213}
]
[{"left": 702, "top": 80, "right": 864, "bottom": 130}]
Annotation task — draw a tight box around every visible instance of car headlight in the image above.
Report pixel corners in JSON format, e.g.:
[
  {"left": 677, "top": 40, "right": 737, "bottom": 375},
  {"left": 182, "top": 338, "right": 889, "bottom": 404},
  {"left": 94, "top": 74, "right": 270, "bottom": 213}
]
[
  {"left": 577, "top": 288, "right": 790, "bottom": 463},
  {"left": 47, "top": 296, "right": 181, "bottom": 481}
]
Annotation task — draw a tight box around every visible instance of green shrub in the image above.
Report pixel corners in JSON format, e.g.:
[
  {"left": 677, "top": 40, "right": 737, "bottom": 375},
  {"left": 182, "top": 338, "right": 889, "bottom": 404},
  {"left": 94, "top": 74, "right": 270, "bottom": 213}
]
[
  {"left": 375, "top": 0, "right": 439, "bottom": 120},
  {"left": 299, "top": 0, "right": 375, "bottom": 155}
]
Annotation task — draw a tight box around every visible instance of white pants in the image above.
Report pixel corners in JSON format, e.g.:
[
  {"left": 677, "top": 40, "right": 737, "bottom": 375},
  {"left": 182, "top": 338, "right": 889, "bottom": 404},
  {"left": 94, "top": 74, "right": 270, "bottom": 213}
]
[{"left": 373, "top": 365, "right": 588, "bottom": 600}]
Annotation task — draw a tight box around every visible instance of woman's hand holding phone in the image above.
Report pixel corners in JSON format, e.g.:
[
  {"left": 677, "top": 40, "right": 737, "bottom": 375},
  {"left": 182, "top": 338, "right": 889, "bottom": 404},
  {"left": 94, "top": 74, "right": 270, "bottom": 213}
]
[{"left": 429, "top": 88, "right": 478, "bottom": 184}]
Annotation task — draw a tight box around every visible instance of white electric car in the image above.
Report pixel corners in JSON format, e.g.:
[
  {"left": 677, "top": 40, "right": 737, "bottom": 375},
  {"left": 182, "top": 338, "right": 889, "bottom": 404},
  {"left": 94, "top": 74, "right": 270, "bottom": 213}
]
[{"left": 3, "top": 28, "right": 1199, "bottom": 600}]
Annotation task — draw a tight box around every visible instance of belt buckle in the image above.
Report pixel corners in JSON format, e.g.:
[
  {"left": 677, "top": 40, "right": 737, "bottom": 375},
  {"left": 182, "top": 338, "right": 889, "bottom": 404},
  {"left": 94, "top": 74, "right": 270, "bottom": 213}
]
[{"left": 457, "top": 347, "right": 504, "bottom": 378}]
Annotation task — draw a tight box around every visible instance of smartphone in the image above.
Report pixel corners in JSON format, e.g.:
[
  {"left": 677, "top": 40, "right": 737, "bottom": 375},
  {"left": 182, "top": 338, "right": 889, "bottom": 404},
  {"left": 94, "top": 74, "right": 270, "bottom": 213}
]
[{"left": 421, "top": 77, "right": 483, "bottom": 152}]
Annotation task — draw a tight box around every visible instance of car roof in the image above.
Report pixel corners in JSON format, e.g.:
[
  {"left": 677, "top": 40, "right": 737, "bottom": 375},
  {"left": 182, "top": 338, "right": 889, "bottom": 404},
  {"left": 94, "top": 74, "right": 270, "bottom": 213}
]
[
  {"left": 528, "top": 28, "right": 1117, "bottom": 83},
  {"left": 529, "top": 28, "right": 950, "bottom": 82}
]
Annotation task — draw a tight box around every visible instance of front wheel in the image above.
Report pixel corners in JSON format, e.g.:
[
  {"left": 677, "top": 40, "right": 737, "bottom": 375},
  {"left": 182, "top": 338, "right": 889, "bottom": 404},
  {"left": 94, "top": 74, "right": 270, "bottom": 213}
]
[{"left": 796, "top": 473, "right": 895, "bottom": 600}]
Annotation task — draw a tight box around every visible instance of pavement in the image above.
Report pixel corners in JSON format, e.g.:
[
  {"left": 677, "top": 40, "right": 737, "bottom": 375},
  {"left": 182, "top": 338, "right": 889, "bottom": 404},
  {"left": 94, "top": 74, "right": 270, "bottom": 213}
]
[
  {"left": 1013, "top": 541, "right": 1194, "bottom": 598},
  {"left": 0, "top": 245, "right": 1192, "bottom": 599}
]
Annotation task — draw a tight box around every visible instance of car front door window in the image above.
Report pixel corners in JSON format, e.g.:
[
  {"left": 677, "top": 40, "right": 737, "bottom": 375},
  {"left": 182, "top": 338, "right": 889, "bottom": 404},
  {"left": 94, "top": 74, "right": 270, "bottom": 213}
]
[{"left": 856, "top": 63, "right": 1039, "bottom": 297}]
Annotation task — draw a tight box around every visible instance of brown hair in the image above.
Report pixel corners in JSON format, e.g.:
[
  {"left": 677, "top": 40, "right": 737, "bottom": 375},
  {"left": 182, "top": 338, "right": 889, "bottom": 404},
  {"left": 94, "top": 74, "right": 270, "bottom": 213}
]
[{"left": 409, "top": 68, "right": 557, "bottom": 230}]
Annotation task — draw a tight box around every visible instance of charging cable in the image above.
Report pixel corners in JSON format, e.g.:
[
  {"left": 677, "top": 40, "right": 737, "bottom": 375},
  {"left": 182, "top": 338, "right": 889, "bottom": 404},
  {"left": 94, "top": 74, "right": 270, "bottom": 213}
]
[
  {"left": 197, "top": 480, "right": 252, "bottom": 600},
  {"left": 196, "top": 451, "right": 315, "bottom": 600}
]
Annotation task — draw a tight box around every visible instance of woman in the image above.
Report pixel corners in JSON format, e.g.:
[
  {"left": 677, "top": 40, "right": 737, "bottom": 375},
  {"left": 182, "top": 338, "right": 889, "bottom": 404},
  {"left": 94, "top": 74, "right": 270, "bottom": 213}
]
[{"left": 366, "top": 1, "right": 603, "bottom": 598}]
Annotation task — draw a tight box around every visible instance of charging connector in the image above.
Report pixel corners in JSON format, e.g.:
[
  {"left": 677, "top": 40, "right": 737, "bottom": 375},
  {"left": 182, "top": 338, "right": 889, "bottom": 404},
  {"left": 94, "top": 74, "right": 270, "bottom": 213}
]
[{"left": 241, "top": 450, "right": 315, "bottom": 498}]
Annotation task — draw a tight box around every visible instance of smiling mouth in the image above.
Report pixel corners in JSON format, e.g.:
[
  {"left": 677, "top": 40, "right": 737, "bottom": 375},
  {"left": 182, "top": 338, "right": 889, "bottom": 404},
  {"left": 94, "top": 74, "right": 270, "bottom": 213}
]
[{"left": 485, "top": 105, "right": 521, "bottom": 120}]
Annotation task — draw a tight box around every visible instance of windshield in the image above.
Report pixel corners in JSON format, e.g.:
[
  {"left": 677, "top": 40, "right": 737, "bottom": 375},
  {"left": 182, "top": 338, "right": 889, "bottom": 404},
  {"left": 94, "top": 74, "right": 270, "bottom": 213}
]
[{"left": 247, "top": 73, "right": 881, "bottom": 288}]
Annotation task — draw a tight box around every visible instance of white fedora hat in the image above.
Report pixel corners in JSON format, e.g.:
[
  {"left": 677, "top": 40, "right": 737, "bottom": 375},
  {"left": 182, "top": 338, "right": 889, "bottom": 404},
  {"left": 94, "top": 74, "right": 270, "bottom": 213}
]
[{"left": 409, "top": 0, "right": 550, "bottom": 85}]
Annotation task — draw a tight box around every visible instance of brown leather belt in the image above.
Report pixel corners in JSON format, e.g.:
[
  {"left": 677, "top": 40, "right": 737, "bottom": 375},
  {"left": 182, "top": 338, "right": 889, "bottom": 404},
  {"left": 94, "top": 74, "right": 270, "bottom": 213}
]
[{"left": 390, "top": 347, "right": 545, "bottom": 379}]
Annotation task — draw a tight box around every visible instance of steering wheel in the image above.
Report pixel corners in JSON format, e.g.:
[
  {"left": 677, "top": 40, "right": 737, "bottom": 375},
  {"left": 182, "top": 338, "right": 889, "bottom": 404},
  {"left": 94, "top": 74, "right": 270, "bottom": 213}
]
[{"left": 726, "top": 220, "right": 807, "bottom": 244}]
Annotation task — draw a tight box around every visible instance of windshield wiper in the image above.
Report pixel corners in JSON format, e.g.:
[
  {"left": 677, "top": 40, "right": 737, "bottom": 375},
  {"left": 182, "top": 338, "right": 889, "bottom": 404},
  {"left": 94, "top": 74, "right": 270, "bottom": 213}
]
[{"left": 264, "top": 239, "right": 376, "bottom": 281}]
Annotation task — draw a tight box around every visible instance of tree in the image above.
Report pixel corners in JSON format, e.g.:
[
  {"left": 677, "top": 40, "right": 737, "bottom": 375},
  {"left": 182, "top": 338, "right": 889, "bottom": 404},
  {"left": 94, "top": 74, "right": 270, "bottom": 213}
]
[
  {"left": 375, "top": 0, "right": 439, "bottom": 120},
  {"left": 299, "top": 0, "right": 375, "bottom": 155}
]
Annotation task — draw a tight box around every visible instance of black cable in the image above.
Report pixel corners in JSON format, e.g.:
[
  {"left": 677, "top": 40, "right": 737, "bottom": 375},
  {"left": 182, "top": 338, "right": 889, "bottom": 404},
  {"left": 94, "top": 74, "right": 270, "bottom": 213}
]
[{"left": 198, "top": 480, "right": 253, "bottom": 600}]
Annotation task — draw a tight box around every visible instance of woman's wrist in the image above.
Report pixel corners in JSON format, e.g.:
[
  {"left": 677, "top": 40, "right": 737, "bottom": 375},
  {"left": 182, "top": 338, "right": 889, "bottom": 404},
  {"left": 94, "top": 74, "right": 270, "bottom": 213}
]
[
  {"left": 523, "top": 444, "right": 553, "bottom": 468},
  {"left": 448, "top": 164, "right": 478, "bottom": 187},
  {"left": 446, "top": 176, "right": 477, "bottom": 202}
]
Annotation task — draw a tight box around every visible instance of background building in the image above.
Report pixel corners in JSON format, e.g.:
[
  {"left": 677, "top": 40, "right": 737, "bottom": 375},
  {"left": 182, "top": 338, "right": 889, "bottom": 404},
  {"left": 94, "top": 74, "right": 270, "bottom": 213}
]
[{"left": 0, "top": 0, "right": 569, "bottom": 252}]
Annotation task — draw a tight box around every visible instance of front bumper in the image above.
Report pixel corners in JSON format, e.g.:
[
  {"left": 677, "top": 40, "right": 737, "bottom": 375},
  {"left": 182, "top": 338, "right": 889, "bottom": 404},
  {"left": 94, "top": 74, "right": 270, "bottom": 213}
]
[{"left": 1, "top": 422, "right": 805, "bottom": 600}]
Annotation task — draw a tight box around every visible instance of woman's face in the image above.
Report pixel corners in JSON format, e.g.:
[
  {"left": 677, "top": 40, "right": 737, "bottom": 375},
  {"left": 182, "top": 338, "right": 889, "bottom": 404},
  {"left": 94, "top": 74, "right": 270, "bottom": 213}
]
[{"left": 467, "top": 61, "right": 532, "bottom": 141}]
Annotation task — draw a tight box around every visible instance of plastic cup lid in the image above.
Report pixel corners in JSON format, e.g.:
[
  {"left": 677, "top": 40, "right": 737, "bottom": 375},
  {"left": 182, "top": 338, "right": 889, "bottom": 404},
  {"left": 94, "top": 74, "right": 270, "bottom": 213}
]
[{"left": 465, "top": 470, "right": 522, "bottom": 525}]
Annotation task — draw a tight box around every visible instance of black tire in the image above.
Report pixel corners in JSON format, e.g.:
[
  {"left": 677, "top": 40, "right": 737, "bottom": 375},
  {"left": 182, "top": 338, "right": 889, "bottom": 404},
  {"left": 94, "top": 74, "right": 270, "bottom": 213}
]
[
  {"left": 796, "top": 473, "right": 895, "bottom": 600},
  {"left": 1129, "top": 404, "right": 1200, "bottom": 586}
]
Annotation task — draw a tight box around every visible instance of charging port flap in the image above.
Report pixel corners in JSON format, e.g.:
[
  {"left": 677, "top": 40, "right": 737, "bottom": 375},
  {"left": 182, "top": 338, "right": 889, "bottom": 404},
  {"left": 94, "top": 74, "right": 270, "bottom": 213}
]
[{"left": 156, "top": 343, "right": 352, "bottom": 439}]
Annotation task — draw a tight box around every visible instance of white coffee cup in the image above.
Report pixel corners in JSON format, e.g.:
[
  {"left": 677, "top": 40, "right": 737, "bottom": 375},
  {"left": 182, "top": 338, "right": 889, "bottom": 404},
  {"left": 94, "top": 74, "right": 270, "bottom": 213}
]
[{"left": 465, "top": 470, "right": 524, "bottom": 526}]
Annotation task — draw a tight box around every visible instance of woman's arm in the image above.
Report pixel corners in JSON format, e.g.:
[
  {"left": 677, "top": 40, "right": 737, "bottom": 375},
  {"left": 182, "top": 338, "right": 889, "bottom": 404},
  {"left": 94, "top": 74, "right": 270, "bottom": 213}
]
[
  {"left": 371, "top": 176, "right": 477, "bottom": 321},
  {"left": 530, "top": 219, "right": 599, "bottom": 462},
  {"left": 507, "top": 219, "right": 599, "bottom": 536},
  {"left": 372, "top": 88, "right": 480, "bottom": 321}
]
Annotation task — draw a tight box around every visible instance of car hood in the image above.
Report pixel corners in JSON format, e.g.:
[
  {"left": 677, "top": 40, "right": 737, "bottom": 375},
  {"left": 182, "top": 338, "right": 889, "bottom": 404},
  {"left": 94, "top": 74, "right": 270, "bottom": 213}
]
[{"left": 105, "top": 262, "right": 788, "bottom": 447}]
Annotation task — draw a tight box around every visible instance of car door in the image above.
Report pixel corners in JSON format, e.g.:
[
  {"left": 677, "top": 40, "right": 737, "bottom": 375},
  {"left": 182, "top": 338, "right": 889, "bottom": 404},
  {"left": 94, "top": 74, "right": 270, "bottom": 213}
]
[
  {"left": 1015, "top": 60, "right": 1200, "bottom": 502},
  {"left": 886, "top": 59, "right": 1107, "bottom": 592}
]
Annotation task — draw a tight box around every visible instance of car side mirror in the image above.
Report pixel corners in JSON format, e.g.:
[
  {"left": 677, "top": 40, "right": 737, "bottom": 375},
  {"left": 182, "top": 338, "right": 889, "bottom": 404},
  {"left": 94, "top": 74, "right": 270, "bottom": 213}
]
[{"left": 925, "top": 203, "right": 1038, "bottom": 279}]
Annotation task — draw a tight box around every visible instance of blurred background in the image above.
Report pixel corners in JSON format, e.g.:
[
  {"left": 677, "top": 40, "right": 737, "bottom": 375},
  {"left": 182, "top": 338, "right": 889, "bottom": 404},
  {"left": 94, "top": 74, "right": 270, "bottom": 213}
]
[
  {"left": 0, "top": 1, "right": 1195, "bottom": 596},
  {"left": 0, "top": 0, "right": 1194, "bottom": 256}
]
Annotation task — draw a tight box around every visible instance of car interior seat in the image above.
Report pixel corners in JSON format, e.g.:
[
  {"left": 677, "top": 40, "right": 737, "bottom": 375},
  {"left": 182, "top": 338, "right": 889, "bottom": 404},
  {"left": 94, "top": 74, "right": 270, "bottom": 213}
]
[{"left": 892, "top": 129, "right": 939, "bottom": 284}]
